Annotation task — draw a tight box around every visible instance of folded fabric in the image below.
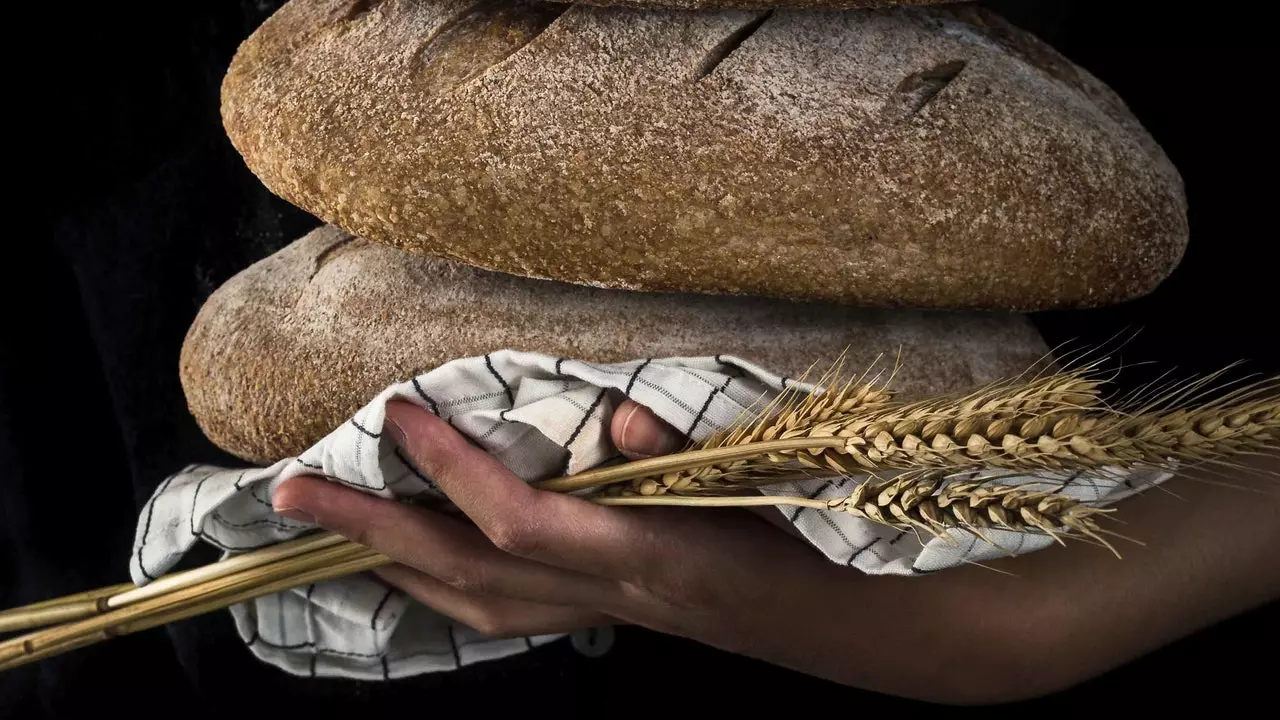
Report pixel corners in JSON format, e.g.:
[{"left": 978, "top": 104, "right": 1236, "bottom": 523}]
[{"left": 132, "top": 351, "right": 1167, "bottom": 679}]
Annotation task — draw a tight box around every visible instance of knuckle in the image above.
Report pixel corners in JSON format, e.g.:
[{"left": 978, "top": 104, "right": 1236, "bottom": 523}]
[
  {"left": 466, "top": 610, "right": 512, "bottom": 638},
  {"left": 438, "top": 564, "right": 489, "bottom": 595},
  {"left": 347, "top": 524, "right": 373, "bottom": 549},
  {"left": 487, "top": 515, "right": 540, "bottom": 558}
]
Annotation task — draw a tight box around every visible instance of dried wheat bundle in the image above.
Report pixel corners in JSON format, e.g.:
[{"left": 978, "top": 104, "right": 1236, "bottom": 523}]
[
  {"left": 3, "top": 361, "right": 1278, "bottom": 671},
  {"left": 542, "top": 367, "right": 1279, "bottom": 499},
  {"left": 539, "top": 361, "right": 1279, "bottom": 545}
]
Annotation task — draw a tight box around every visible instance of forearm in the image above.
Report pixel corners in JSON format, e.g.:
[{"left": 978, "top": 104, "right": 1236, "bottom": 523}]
[
  {"left": 719, "top": 460, "right": 1280, "bottom": 703},
  {"left": 281, "top": 401, "right": 1277, "bottom": 706}
]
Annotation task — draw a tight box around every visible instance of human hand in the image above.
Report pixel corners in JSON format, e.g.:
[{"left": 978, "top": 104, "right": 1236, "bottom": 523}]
[
  {"left": 272, "top": 399, "right": 834, "bottom": 648},
  {"left": 272, "top": 399, "right": 1280, "bottom": 704}
]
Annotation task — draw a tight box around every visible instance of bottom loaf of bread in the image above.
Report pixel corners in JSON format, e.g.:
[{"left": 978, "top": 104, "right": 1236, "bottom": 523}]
[{"left": 181, "top": 226, "right": 1052, "bottom": 464}]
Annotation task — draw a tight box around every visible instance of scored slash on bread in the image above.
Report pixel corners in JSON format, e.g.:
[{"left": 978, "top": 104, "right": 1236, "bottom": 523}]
[
  {"left": 222, "top": 0, "right": 1187, "bottom": 310},
  {"left": 180, "top": 226, "right": 1052, "bottom": 463}
]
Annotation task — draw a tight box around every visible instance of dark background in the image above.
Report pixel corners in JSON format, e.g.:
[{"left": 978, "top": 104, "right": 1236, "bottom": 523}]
[{"left": 6, "top": 0, "right": 1276, "bottom": 716}]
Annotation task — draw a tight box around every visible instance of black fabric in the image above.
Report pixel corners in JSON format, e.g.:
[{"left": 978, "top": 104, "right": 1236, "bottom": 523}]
[{"left": 6, "top": 0, "right": 1274, "bottom": 716}]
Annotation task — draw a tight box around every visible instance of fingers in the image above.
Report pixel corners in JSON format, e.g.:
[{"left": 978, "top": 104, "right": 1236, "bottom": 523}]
[
  {"left": 382, "top": 401, "right": 657, "bottom": 580},
  {"left": 272, "top": 475, "right": 619, "bottom": 607},
  {"left": 611, "top": 400, "right": 685, "bottom": 460},
  {"left": 374, "top": 564, "right": 613, "bottom": 638}
]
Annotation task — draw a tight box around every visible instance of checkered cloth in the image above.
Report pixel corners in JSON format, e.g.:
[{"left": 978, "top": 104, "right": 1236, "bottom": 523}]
[{"left": 132, "top": 351, "right": 1167, "bottom": 679}]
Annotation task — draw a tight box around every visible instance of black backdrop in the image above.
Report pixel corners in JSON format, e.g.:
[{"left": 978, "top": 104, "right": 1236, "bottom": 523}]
[{"left": 7, "top": 1, "right": 1276, "bottom": 716}]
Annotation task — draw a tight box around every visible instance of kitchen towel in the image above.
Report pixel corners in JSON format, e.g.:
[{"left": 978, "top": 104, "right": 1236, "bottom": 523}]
[{"left": 132, "top": 351, "right": 1166, "bottom": 679}]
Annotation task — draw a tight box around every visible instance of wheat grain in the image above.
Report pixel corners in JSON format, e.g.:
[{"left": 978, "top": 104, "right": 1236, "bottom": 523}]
[
  {"left": 623, "top": 373, "right": 1278, "bottom": 497},
  {"left": 4, "top": 363, "right": 1277, "bottom": 671},
  {"left": 602, "top": 471, "right": 1114, "bottom": 549}
]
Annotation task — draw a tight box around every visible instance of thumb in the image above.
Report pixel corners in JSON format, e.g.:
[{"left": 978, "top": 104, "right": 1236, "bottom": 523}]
[
  {"left": 610, "top": 400, "right": 685, "bottom": 460},
  {"left": 271, "top": 474, "right": 391, "bottom": 540}
]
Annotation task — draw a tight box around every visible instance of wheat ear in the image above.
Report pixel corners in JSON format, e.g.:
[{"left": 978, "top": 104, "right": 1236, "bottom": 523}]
[
  {"left": 602, "top": 471, "right": 1114, "bottom": 547},
  {"left": 628, "top": 370, "right": 1105, "bottom": 496},
  {"left": 607, "top": 374, "right": 1278, "bottom": 498}
]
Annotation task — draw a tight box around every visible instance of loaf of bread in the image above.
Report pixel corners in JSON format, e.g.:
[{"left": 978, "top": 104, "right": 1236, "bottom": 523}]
[
  {"left": 563, "top": 1, "right": 955, "bottom": 9},
  {"left": 181, "top": 226, "right": 1052, "bottom": 463},
  {"left": 223, "top": 0, "right": 1186, "bottom": 311}
]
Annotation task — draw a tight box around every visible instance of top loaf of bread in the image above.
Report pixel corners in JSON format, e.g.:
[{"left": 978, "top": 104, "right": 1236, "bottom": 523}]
[
  {"left": 223, "top": 0, "right": 1187, "bottom": 310},
  {"left": 546, "top": 1, "right": 956, "bottom": 9}
]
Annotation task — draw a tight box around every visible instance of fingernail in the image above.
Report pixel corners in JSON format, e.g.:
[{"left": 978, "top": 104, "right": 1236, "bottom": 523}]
[
  {"left": 383, "top": 414, "right": 407, "bottom": 447},
  {"left": 272, "top": 504, "right": 316, "bottom": 524},
  {"left": 619, "top": 405, "right": 684, "bottom": 458}
]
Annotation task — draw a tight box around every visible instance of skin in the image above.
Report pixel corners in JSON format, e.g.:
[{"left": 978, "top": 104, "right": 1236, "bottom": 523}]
[{"left": 273, "top": 400, "right": 1280, "bottom": 705}]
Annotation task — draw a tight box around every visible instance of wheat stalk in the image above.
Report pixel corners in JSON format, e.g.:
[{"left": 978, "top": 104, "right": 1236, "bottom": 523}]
[
  {"left": 0, "top": 541, "right": 388, "bottom": 670},
  {"left": 602, "top": 471, "right": 1114, "bottom": 547},
  {"left": 3, "top": 364, "right": 1277, "bottom": 671},
  {"left": 610, "top": 374, "right": 1279, "bottom": 498}
]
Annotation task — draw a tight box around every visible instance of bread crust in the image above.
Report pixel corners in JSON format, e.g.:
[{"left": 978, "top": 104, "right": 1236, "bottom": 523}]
[
  {"left": 223, "top": 1, "right": 1187, "bottom": 310},
  {"left": 181, "top": 226, "right": 1053, "bottom": 462},
  {"left": 560, "top": 1, "right": 952, "bottom": 9}
]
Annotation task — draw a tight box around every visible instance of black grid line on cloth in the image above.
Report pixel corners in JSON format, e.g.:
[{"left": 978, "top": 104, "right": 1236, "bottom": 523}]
[
  {"left": 561, "top": 387, "right": 609, "bottom": 473},
  {"left": 411, "top": 377, "right": 441, "bottom": 415},
  {"left": 250, "top": 635, "right": 384, "bottom": 658},
  {"left": 811, "top": 508, "right": 881, "bottom": 561},
  {"left": 349, "top": 417, "right": 382, "bottom": 439},
  {"left": 687, "top": 376, "right": 734, "bottom": 436},
  {"left": 788, "top": 480, "right": 834, "bottom": 523},
  {"left": 847, "top": 537, "right": 882, "bottom": 566},
  {"left": 194, "top": 533, "right": 291, "bottom": 553},
  {"left": 385, "top": 646, "right": 461, "bottom": 665},
  {"left": 277, "top": 591, "right": 287, "bottom": 649},
  {"left": 847, "top": 529, "right": 895, "bottom": 564},
  {"left": 680, "top": 366, "right": 736, "bottom": 389},
  {"left": 524, "top": 637, "right": 535, "bottom": 650},
  {"left": 233, "top": 469, "right": 251, "bottom": 490},
  {"left": 910, "top": 532, "right": 981, "bottom": 575},
  {"left": 624, "top": 358, "right": 652, "bottom": 396},
  {"left": 371, "top": 588, "right": 396, "bottom": 631},
  {"left": 485, "top": 354, "right": 516, "bottom": 406},
  {"left": 476, "top": 414, "right": 515, "bottom": 442},
  {"left": 1071, "top": 473, "right": 1106, "bottom": 496},
  {"left": 552, "top": 394, "right": 601, "bottom": 415},
  {"left": 188, "top": 469, "right": 219, "bottom": 537},
  {"left": 245, "top": 479, "right": 276, "bottom": 507},
  {"left": 248, "top": 482, "right": 277, "bottom": 511},
  {"left": 1009, "top": 531, "right": 1028, "bottom": 556},
  {"left": 563, "top": 353, "right": 721, "bottom": 412},
  {"left": 447, "top": 624, "right": 461, "bottom": 669},
  {"left": 1053, "top": 470, "right": 1086, "bottom": 493},
  {"left": 950, "top": 533, "right": 982, "bottom": 566},
  {"left": 570, "top": 359, "right": 728, "bottom": 397},
  {"left": 435, "top": 390, "right": 509, "bottom": 410},
  {"left": 352, "top": 416, "right": 372, "bottom": 483},
  {"left": 209, "top": 509, "right": 301, "bottom": 532},
  {"left": 296, "top": 458, "right": 323, "bottom": 470},
  {"left": 393, "top": 446, "right": 438, "bottom": 492},
  {"left": 316, "top": 470, "right": 388, "bottom": 493},
  {"left": 455, "top": 635, "right": 514, "bottom": 650},
  {"left": 555, "top": 358, "right": 566, "bottom": 376},
  {"left": 135, "top": 469, "right": 183, "bottom": 581},
  {"left": 305, "top": 583, "right": 317, "bottom": 678},
  {"left": 634, "top": 375, "right": 707, "bottom": 416}
]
